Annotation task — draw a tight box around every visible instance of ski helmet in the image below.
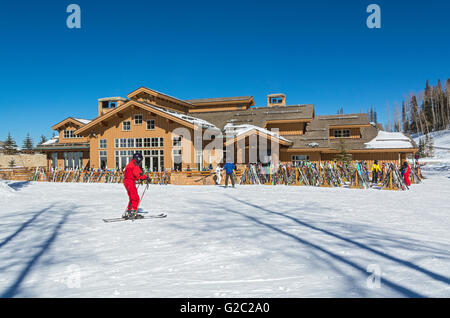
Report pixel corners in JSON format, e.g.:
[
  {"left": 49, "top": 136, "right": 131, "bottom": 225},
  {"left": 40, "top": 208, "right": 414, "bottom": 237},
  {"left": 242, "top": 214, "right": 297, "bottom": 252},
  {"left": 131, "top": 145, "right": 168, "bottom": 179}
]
[{"left": 133, "top": 153, "right": 143, "bottom": 164}]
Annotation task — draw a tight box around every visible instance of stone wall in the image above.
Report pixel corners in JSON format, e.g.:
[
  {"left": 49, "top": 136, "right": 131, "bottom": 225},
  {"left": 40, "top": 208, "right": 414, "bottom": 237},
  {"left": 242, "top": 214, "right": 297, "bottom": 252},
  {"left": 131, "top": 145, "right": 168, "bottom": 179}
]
[{"left": 0, "top": 154, "right": 47, "bottom": 168}]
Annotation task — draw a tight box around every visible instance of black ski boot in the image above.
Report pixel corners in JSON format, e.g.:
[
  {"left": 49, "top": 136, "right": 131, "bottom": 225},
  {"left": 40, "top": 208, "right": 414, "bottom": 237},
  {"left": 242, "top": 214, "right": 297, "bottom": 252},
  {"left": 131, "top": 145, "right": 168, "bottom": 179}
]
[{"left": 128, "top": 210, "right": 144, "bottom": 220}]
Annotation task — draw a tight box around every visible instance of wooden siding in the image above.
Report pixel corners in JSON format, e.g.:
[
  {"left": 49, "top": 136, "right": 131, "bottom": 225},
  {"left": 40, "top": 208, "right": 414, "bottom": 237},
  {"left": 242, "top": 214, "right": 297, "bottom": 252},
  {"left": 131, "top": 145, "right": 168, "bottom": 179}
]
[
  {"left": 58, "top": 123, "right": 89, "bottom": 143},
  {"left": 86, "top": 107, "right": 203, "bottom": 170}
]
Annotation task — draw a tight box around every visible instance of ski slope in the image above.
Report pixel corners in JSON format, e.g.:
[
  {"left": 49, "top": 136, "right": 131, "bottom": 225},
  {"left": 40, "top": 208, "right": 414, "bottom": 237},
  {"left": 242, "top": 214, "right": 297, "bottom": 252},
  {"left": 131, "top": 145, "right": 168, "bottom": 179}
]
[
  {"left": 1, "top": 170, "right": 449, "bottom": 298},
  {"left": 414, "top": 129, "right": 450, "bottom": 176}
]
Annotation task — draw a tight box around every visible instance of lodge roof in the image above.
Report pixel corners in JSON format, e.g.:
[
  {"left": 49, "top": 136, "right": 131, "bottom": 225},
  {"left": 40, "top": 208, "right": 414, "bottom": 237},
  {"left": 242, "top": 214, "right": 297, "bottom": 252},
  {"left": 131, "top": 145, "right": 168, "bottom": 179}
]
[
  {"left": 194, "top": 104, "right": 315, "bottom": 130},
  {"left": 186, "top": 96, "right": 254, "bottom": 105},
  {"left": 51, "top": 117, "right": 92, "bottom": 130}
]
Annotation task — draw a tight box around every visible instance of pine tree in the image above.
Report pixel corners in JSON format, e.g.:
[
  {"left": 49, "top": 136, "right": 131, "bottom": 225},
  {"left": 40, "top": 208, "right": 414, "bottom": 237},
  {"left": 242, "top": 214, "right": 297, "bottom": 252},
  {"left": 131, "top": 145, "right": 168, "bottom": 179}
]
[
  {"left": 402, "top": 101, "right": 409, "bottom": 132},
  {"left": 425, "top": 135, "right": 434, "bottom": 157},
  {"left": 334, "top": 139, "right": 352, "bottom": 164},
  {"left": 22, "top": 133, "right": 34, "bottom": 152},
  {"left": 3, "top": 133, "right": 18, "bottom": 155},
  {"left": 8, "top": 158, "right": 16, "bottom": 168},
  {"left": 38, "top": 135, "right": 47, "bottom": 145}
]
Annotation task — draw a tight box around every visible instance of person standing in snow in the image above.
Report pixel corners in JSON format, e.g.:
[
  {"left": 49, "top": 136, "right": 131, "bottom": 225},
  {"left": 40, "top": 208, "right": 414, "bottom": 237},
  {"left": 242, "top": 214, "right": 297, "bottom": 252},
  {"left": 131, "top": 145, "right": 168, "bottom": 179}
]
[
  {"left": 371, "top": 160, "right": 381, "bottom": 184},
  {"left": 224, "top": 161, "right": 237, "bottom": 188},
  {"left": 402, "top": 161, "right": 411, "bottom": 187},
  {"left": 215, "top": 164, "right": 223, "bottom": 185},
  {"left": 123, "top": 153, "right": 150, "bottom": 219}
]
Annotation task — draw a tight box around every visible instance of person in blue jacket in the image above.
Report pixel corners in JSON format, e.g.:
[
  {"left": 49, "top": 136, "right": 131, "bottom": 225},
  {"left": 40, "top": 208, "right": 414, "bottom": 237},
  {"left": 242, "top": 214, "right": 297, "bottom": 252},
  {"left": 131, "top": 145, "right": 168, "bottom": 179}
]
[{"left": 224, "top": 161, "right": 237, "bottom": 188}]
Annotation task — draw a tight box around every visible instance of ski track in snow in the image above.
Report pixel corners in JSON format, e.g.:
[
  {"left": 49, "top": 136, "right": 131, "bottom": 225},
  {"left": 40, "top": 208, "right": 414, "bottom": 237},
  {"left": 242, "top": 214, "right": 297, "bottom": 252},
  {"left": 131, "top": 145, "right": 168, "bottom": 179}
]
[{"left": 0, "top": 170, "right": 450, "bottom": 298}]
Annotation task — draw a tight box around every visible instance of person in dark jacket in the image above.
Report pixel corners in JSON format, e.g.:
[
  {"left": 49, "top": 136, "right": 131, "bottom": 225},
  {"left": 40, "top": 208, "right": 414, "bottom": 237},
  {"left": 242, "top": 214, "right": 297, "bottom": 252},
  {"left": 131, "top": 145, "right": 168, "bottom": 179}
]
[{"left": 224, "top": 161, "right": 237, "bottom": 188}]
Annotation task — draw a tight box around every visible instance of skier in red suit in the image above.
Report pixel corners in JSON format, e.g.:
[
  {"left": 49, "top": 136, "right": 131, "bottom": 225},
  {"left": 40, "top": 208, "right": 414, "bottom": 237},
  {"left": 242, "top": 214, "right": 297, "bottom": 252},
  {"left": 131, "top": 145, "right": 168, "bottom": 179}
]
[
  {"left": 402, "top": 162, "right": 411, "bottom": 187},
  {"left": 123, "top": 153, "right": 149, "bottom": 219}
]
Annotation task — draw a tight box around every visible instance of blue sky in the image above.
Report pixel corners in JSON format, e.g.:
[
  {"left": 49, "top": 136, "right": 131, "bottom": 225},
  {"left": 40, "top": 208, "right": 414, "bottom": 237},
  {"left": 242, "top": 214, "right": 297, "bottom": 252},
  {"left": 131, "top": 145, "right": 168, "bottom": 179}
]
[{"left": 0, "top": 0, "right": 449, "bottom": 145}]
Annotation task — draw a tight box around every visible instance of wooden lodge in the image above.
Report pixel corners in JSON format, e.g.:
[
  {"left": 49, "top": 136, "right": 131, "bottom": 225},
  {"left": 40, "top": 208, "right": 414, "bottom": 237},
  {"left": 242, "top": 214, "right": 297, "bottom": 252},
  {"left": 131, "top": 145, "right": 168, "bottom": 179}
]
[{"left": 36, "top": 87, "right": 418, "bottom": 172}]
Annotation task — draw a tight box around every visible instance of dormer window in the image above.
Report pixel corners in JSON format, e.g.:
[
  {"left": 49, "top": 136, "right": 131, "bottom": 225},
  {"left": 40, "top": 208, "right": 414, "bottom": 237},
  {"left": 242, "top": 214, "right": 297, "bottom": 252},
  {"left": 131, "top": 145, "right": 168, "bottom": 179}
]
[{"left": 333, "top": 129, "right": 350, "bottom": 138}]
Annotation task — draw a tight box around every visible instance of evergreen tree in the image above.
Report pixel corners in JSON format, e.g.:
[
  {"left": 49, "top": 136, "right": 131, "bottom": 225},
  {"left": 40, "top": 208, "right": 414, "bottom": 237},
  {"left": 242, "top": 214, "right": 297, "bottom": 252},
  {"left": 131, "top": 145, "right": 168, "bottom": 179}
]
[
  {"left": 402, "top": 101, "right": 409, "bottom": 132},
  {"left": 425, "top": 134, "right": 434, "bottom": 157},
  {"left": 22, "top": 133, "right": 34, "bottom": 151},
  {"left": 334, "top": 139, "right": 353, "bottom": 164},
  {"left": 38, "top": 135, "right": 48, "bottom": 145},
  {"left": 8, "top": 158, "right": 16, "bottom": 168},
  {"left": 3, "top": 133, "right": 18, "bottom": 155}
]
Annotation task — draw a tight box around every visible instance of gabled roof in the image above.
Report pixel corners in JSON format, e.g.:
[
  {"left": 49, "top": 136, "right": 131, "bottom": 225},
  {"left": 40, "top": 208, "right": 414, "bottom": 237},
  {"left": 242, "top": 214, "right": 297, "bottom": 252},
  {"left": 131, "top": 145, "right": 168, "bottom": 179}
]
[
  {"left": 224, "top": 123, "right": 293, "bottom": 146},
  {"left": 127, "top": 86, "right": 194, "bottom": 109},
  {"left": 74, "top": 100, "right": 218, "bottom": 136},
  {"left": 51, "top": 117, "right": 92, "bottom": 130}
]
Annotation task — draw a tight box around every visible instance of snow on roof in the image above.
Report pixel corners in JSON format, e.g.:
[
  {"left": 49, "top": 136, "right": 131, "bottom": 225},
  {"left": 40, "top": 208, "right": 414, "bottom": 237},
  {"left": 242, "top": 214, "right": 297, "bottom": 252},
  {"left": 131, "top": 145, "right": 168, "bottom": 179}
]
[
  {"left": 224, "top": 123, "right": 292, "bottom": 143},
  {"left": 365, "top": 131, "right": 414, "bottom": 149},
  {"left": 42, "top": 136, "right": 59, "bottom": 146},
  {"left": 142, "top": 103, "right": 219, "bottom": 130},
  {"left": 73, "top": 118, "right": 92, "bottom": 125}
]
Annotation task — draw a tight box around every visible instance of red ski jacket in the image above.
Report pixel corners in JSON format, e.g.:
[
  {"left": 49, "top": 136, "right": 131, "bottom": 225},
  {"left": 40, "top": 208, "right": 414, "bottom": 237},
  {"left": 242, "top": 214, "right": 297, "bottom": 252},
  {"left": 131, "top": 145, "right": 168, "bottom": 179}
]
[
  {"left": 124, "top": 160, "right": 147, "bottom": 183},
  {"left": 403, "top": 166, "right": 411, "bottom": 186}
]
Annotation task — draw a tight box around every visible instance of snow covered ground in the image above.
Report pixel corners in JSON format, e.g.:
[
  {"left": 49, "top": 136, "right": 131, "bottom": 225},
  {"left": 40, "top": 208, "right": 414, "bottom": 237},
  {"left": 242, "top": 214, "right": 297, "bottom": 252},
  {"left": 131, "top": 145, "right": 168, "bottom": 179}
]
[
  {"left": 1, "top": 170, "right": 449, "bottom": 298},
  {"left": 414, "top": 129, "right": 450, "bottom": 176}
]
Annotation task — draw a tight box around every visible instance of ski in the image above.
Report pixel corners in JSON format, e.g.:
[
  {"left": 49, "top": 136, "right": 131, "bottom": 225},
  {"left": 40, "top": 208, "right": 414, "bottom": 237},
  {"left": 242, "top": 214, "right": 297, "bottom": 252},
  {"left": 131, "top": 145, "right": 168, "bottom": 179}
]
[{"left": 103, "top": 213, "right": 167, "bottom": 223}]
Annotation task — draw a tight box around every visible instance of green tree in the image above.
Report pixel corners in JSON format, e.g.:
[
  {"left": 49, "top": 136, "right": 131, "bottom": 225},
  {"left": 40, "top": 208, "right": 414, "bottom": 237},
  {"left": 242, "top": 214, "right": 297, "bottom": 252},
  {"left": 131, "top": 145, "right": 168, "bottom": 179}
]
[
  {"left": 3, "top": 133, "right": 18, "bottom": 155},
  {"left": 22, "top": 133, "right": 34, "bottom": 152},
  {"left": 8, "top": 158, "right": 16, "bottom": 168},
  {"left": 38, "top": 135, "right": 48, "bottom": 145},
  {"left": 334, "top": 139, "right": 353, "bottom": 164}
]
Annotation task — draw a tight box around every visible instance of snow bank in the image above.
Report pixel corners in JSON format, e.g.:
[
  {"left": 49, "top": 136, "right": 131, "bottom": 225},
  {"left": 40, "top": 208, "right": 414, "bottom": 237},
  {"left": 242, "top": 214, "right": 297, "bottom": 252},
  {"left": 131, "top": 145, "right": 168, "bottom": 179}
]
[
  {"left": 365, "top": 131, "right": 414, "bottom": 149},
  {"left": 0, "top": 179, "right": 449, "bottom": 297},
  {"left": 0, "top": 181, "right": 15, "bottom": 197}
]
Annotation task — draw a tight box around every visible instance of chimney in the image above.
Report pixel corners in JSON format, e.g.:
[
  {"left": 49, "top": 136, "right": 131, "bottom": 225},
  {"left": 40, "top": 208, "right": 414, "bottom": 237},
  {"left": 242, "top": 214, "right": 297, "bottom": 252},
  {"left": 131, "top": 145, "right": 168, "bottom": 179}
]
[{"left": 267, "top": 94, "right": 286, "bottom": 107}]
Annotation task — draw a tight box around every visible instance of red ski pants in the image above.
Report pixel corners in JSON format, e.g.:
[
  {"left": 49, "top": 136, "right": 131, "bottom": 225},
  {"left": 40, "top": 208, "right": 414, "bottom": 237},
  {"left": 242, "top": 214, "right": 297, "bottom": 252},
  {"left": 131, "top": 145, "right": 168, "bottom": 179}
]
[{"left": 124, "top": 180, "right": 140, "bottom": 211}]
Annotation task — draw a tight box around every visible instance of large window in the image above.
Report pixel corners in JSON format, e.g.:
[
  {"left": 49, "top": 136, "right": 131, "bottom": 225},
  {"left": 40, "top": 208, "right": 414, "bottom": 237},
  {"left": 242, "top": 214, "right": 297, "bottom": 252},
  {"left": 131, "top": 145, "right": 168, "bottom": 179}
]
[
  {"left": 115, "top": 138, "right": 163, "bottom": 149},
  {"left": 115, "top": 150, "right": 133, "bottom": 169},
  {"left": 143, "top": 149, "right": 164, "bottom": 172},
  {"left": 99, "top": 151, "right": 107, "bottom": 169},
  {"left": 122, "top": 121, "right": 131, "bottom": 131},
  {"left": 333, "top": 129, "right": 350, "bottom": 138},
  {"left": 173, "top": 149, "right": 182, "bottom": 171},
  {"left": 134, "top": 114, "right": 143, "bottom": 125},
  {"left": 146, "top": 119, "right": 155, "bottom": 130},
  {"left": 51, "top": 153, "right": 58, "bottom": 169},
  {"left": 292, "top": 155, "right": 309, "bottom": 166},
  {"left": 64, "top": 152, "right": 83, "bottom": 169}
]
